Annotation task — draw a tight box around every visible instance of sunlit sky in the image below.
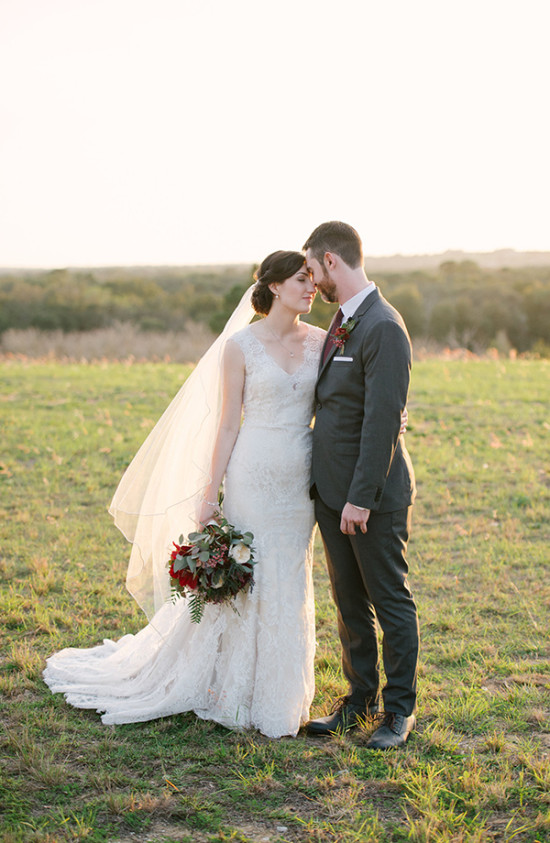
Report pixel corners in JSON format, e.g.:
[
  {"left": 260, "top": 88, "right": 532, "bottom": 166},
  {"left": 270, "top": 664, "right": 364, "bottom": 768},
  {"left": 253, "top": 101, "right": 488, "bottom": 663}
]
[{"left": 1, "top": 0, "right": 549, "bottom": 268}]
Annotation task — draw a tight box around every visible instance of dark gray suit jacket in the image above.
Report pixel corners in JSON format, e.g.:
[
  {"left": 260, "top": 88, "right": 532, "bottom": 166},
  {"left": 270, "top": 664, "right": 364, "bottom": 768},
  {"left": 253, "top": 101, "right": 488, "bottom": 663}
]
[{"left": 311, "top": 287, "right": 416, "bottom": 513}]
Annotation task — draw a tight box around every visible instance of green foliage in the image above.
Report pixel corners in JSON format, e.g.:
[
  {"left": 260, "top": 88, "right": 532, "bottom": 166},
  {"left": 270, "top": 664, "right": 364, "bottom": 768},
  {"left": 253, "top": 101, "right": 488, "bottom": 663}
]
[
  {"left": 188, "top": 593, "right": 206, "bottom": 624},
  {"left": 3, "top": 260, "right": 550, "bottom": 351},
  {"left": 524, "top": 283, "right": 550, "bottom": 343},
  {"left": 208, "top": 283, "right": 251, "bottom": 333},
  {"left": 386, "top": 283, "right": 425, "bottom": 336},
  {"left": 0, "top": 266, "right": 252, "bottom": 336},
  {"left": 380, "top": 261, "right": 550, "bottom": 350}
]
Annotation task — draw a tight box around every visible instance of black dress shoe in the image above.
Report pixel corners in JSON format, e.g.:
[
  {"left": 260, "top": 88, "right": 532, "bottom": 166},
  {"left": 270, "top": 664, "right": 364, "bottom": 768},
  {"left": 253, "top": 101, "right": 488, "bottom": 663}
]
[
  {"left": 365, "top": 712, "right": 415, "bottom": 749},
  {"left": 305, "top": 696, "right": 378, "bottom": 736}
]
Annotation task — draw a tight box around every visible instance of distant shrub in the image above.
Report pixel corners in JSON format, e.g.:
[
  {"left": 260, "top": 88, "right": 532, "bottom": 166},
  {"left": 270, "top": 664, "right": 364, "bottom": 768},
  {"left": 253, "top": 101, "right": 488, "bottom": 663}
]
[
  {"left": 1, "top": 261, "right": 550, "bottom": 351},
  {"left": 386, "top": 284, "right": 425, "bottom": 336}
]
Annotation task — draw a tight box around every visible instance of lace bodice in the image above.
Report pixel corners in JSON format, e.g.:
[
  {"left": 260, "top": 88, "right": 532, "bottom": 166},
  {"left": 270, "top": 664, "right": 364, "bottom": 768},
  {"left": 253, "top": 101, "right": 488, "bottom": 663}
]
[{"left": 229, "top": 324, "right": 325, "bottom": 429}]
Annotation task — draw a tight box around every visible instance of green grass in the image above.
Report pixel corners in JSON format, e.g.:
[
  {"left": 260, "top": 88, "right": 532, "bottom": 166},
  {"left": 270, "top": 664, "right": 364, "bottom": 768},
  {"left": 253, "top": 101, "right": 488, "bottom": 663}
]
[{"left": 1, "top": 358, "right": 549, "bottom": 842}]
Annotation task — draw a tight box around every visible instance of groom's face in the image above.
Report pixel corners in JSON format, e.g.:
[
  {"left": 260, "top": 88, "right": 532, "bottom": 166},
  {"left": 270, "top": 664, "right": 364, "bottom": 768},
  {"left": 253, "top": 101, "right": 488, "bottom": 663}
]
[{"left": 305, "top": 251, "right": 338, "bottom": 304}]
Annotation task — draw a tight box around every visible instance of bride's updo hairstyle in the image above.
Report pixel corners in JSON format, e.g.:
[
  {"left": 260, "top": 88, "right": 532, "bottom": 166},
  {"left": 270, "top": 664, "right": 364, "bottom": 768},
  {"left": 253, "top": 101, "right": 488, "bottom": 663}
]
[{"left": 252, "top": 250, "right": 306, "bottom": 315}]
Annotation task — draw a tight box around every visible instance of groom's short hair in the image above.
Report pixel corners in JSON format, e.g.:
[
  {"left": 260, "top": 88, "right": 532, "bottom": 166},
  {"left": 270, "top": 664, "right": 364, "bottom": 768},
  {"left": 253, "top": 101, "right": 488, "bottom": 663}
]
[{"left": 303, "top": 221, "right": 363, "bottom": 269}]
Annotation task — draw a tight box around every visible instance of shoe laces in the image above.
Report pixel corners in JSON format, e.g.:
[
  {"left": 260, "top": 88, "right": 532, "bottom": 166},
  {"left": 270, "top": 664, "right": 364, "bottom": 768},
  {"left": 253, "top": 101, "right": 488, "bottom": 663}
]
[
  {"left": 329, "top": 695, "right": 351, "bottom": 715},
  {"left": 375, "top": 711, "right": 397, "bottom": 729}
]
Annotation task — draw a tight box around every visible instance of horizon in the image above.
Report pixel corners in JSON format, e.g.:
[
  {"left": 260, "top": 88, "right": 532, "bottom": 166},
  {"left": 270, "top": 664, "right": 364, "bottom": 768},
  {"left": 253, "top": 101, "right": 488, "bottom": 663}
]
[{"left": 3, "top": 245, "right": 550, "bottom": 273}]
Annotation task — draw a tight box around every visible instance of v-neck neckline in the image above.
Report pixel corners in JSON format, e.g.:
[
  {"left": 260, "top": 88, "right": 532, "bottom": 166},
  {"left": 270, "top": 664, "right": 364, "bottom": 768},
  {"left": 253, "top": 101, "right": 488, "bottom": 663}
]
[{"left": 248, "top": 327, "right": 309, "bottom": 376}]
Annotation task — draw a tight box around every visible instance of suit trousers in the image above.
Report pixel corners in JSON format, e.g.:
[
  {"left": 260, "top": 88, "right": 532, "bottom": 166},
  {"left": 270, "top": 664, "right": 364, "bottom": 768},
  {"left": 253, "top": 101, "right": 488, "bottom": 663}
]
[{"left": 314, "top": 496, "right": 419, "bottom": 716}]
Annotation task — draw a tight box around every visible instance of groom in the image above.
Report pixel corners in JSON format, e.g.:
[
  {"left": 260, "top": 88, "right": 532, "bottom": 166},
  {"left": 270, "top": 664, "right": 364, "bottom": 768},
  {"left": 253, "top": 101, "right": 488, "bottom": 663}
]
[{"left": 304, "top": 221, "right": 419, "bottom": 749}]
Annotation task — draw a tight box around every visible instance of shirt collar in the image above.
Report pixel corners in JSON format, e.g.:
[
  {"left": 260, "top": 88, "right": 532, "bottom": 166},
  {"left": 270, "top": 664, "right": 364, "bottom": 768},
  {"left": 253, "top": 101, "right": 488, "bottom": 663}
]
[{"left": 340, "top": 283, "right": 376, "bottom": 321}]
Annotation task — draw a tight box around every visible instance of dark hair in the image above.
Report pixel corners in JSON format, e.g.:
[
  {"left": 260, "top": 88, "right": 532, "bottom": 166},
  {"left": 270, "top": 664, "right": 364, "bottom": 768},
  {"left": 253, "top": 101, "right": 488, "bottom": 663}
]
[
  {"left": 251, "top": 250, "right": 306, "bottom": 315},
  {"left": 303, "top": 221, "right": 363, "bottom": 269}
]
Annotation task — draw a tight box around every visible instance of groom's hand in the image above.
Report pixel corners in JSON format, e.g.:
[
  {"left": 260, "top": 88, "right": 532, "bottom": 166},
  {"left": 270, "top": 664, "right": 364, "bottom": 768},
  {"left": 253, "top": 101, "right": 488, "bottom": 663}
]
[{"left": 340, "top": 503, "right": 371, "bottom": 535}]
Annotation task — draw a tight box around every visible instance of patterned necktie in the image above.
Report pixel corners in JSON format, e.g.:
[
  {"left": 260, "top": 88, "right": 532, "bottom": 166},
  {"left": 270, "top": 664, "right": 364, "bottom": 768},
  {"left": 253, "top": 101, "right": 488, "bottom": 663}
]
[{"left": 322, "top": 307, "right": 344, "bottom": 365}]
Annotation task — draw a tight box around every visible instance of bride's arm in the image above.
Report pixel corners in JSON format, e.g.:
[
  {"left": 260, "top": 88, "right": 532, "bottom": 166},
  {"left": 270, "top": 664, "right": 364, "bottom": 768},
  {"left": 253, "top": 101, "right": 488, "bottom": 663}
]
[{"left": 198, "top": 340, "right": 245, "bottom": 524}]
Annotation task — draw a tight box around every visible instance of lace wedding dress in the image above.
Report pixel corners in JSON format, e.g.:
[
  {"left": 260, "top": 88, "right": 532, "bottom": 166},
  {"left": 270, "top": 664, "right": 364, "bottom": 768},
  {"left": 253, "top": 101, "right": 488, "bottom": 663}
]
[{"left": 43, "top": 324, "right": 325, "bottom": 738}]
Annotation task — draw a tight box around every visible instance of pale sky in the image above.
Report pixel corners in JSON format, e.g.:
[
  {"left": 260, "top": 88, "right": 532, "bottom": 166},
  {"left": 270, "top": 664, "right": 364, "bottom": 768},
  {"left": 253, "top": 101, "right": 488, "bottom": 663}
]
[{"left": 1, "top": 0, "right": 549, "bottom": 268}]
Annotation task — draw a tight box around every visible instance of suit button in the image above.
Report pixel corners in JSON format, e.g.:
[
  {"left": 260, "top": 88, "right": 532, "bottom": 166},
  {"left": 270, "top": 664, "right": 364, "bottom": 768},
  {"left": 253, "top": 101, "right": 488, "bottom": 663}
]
[{"left": 316, "top": 402, "right": 322, "bottom": 410}]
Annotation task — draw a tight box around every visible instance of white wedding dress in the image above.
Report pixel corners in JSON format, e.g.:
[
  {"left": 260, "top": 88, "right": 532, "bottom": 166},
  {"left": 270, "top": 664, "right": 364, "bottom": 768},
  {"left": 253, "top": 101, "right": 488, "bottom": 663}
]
[{"left": 43, "top": 324, "right": 325, "bottom": 738}]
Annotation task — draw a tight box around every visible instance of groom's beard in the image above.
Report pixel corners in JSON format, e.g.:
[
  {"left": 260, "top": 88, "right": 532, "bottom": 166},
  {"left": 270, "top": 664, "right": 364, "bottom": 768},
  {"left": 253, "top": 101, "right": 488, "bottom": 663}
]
[{"left": 315, "top": 269, "right": 338, "bottom": 303}]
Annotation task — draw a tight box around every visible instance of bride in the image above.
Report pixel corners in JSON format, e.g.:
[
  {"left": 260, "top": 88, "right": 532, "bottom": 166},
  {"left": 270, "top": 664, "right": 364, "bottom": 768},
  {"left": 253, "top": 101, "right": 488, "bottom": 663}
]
[{"left": 44, "top": 250, "right": 325, "bottom": 738}]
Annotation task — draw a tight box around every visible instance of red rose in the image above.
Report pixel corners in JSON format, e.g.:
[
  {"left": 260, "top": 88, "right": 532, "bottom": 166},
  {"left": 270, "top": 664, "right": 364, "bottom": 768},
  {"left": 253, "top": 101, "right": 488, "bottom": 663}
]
[
  {"left": 168, "top": 558, "right": 199, "bottom": 590},
  {"left": 170, "top": 543, "right": 192, "bottom": 560},
  {"left": 333, "top": 328, "right": 349, "bottom": 348},
  {"left": 178, "top": 570, "right": 199, "bottom": 590},
  {"left": 332, "top": 319, "right": 356, "bottom": 350}
]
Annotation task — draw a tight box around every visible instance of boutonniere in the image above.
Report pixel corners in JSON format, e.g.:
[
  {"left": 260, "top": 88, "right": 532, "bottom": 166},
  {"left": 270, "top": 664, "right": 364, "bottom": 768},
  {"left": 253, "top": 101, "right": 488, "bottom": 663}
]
[{"left": 333, "top": 318, "right": 356, "bottom": 354}]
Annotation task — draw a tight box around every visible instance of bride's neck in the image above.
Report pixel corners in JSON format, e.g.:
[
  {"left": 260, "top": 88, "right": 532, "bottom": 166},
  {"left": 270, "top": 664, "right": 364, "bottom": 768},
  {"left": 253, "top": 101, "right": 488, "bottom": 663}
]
[{"left": 263, "top": 309, "right": 301, "bottom": 335}]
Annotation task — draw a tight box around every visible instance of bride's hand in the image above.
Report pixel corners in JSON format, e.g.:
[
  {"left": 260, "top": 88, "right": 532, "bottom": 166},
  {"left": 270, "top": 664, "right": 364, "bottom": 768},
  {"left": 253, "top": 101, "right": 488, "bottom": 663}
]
[
  {"left": 400, "top": 408, "right": 408, "bottom": 434},
  {"left": 198, "top": 500, "right": 220, "bottom": 527}
]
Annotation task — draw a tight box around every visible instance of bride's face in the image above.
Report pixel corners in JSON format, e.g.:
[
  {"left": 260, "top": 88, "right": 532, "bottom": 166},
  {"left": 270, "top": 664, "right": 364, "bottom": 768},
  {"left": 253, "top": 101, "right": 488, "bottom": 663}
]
[{"left": 273, "top": 265, "right": 316, "bottom": 314}]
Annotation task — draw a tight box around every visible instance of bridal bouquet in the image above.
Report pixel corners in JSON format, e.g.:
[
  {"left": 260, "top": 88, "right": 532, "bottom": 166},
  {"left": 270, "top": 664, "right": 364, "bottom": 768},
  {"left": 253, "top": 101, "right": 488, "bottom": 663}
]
[{"left": 167, "top": 515, "right": 256, "bottom": 623}]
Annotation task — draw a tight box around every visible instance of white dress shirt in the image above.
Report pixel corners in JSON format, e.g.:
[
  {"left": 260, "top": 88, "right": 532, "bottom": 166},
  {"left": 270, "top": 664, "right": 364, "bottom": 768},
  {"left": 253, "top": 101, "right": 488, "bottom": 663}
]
[{"left": 340, "top": 283, "right": 376, "bottom": 321}]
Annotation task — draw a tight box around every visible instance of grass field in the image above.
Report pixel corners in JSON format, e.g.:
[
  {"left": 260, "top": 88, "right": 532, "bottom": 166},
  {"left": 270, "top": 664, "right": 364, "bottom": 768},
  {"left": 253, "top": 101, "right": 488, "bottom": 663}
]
[{"left": 1, "top": 358, "right": 549, "bottom": 842}]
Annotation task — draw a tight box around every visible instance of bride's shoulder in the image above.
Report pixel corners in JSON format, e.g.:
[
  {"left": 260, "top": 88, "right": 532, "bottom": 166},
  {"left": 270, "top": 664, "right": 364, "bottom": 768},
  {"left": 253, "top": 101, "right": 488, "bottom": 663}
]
[
  {"left": 305, "top": 323, "right": 326, "bottom": 336},
  {"left": 229, "top": 325, "right": 251, "bottom": 341},
  {"left": 227, "top": 325, "right": 255, "bottom": 352},
  {"left": 304, "top": 323, "right": 327, "bottom": 343}
]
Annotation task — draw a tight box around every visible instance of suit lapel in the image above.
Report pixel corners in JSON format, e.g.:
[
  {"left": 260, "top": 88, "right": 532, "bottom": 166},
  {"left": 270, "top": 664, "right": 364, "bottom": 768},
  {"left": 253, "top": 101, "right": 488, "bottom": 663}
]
[
  {"left": 349, "top": 285, "right": 380, "bottom": 323},
  {"left": 317, "top": 287, "right": 380, "bottom": 380},
  {"left": 318, "top": 309, "right": 343, "bottom": 378}
]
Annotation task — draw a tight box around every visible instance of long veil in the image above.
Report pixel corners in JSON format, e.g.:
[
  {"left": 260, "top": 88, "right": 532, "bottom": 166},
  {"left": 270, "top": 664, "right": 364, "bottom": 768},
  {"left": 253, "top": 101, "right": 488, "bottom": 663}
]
[{"left": 109, "top": 285, "right": 256, "bottom": 619}]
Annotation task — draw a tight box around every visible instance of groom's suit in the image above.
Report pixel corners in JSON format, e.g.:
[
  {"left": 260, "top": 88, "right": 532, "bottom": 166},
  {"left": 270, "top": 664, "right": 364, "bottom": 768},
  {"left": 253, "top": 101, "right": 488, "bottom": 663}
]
[{"left": 311, "top": 286, "right": 419, "bottom": 716}]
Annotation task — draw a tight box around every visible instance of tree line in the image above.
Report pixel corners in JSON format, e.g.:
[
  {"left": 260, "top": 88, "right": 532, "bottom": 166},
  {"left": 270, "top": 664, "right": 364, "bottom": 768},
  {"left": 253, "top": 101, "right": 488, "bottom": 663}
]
[{"left": 1, "top": 261, "right": 550, "bottom": 353}]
